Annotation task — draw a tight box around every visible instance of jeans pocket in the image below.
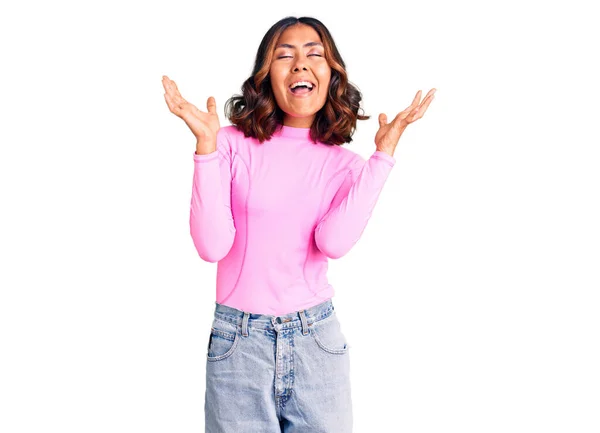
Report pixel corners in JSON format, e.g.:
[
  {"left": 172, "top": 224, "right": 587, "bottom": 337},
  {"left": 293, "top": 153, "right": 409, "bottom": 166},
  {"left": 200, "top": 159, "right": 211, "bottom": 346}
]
[
  {"left": 206, "top": 318, "right": 240, "bottom": 362},
  {"left": 309, "top": 313, "right": 350, "bottom": 355}
]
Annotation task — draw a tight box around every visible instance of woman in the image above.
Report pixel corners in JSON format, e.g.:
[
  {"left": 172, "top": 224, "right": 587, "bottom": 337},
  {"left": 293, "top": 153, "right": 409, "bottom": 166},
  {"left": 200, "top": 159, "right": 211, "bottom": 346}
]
[{"left": 163, "top": 16, "right": 435, "bottom": 433}]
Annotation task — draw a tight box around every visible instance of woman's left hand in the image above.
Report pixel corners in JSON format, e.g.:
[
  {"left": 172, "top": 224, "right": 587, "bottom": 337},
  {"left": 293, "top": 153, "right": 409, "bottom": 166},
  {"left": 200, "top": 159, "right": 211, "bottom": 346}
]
[{"left": 375, "top": 88, "right": 437, "bottom": 156}]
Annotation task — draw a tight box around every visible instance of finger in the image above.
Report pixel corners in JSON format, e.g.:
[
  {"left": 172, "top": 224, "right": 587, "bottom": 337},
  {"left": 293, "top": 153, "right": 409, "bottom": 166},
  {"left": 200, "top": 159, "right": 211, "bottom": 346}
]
[
  {"left": 401, "top": 104, "right": 421, "bottom": 124},
  {"left": 425, "top": 88, "right": 436, "bottom": 99},
  {"left": 409, "top": 90, "right": 422, "bottom": 110},
  {"left": 390, "top": 111, "right": 403, "bottom": 126},
  {"left": 164, "top": 92, "right": 184, "bottom": 115},
  {"left": 417, "top": 89, "right": 436, "bottom": 109},
  {"left": 207, "top": 96, "right": 217, "bottom": 114},
  {"left": 164, "top": 91, "right": 190, "bottom": 118},
  {"left": 411, "top": 108, "right": 420, "bottom": 122},
  {"left": 391, "top": 110, "right": 410, "bottom": 131},
  {"left": 378, "top": 113, "right": 388, "bottom": 128},
  {"left": 166, "top": 80, "right": 187, "bottom": 106},
  {"left": 162, "top": 76, "right": 173, "bottom": 91},
  {"left": 162, "top": 76, "right": 171, "bottom": 93},
  {"left": 413, "top": 91, "right": 436, "bottom": 121},
  {"left": 394, "top": 102, "right": 417, "bottom": 124},
  {"left": 165, "top": 78, "right": 184, "bottom": 101},
  {"left": 398, "top": 90, "right": 423, "bottom": 117},
  {"left": 164, "top": 92, "right": 178, "bottom": 115},
  {"left": 162, "top": 77, "right": 175, "bottom": 98}
]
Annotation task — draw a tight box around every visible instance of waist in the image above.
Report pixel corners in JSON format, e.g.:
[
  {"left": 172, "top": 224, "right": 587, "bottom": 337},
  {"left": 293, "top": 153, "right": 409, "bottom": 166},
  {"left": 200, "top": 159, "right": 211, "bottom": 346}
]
[{"left": 212, "top": 298, "right": 335, "bottom": 331}]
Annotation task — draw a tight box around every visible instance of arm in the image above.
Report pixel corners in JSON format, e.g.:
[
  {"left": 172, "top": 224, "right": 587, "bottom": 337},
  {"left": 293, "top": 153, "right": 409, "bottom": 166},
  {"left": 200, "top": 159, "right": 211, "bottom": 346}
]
[
  {"left": 314, "top": 150, "right": 396, "bottom": 259},
  {"left": 189, "top": 128, "right": 236, "bottom": 263},
  {"left": 314, "top": 87, "right": 436, "bottom": 259}
]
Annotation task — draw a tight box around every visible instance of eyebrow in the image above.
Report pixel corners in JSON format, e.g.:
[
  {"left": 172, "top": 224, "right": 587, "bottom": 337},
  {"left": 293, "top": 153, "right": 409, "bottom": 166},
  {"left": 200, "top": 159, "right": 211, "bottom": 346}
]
[{"left": 275, "top": 42, "right": 323, "bottom": 49}]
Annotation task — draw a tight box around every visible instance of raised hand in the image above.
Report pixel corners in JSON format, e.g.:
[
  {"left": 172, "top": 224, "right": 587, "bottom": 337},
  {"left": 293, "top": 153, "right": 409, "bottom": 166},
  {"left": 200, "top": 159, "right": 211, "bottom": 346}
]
[
  {"left": 375, "top": 88, "right": 436, "bottom": 156},
  {"left": 162, "top": 75, "right": 220, "bottom": 150}
]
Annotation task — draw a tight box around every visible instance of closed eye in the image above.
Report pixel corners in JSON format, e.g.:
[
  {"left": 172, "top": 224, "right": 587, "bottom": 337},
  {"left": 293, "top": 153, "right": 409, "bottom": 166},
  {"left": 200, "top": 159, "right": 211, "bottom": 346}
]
[{"left": 276, "top": 54, "right": 323, "bottom": 59}]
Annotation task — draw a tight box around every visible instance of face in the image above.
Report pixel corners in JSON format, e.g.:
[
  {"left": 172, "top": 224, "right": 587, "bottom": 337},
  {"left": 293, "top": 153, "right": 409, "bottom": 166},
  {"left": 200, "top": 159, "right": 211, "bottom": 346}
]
[{"left": 269, "top": 24, "right": 332, "bottom": 128}]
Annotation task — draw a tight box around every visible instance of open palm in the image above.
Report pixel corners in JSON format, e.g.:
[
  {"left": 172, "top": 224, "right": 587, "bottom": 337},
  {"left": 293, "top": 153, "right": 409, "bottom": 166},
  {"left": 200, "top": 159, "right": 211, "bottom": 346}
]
[
  {"left": 375, "top": 88, "right": 436, "bottom": 153},
  {"left": 162, "top": 75, "right": 220, "bottom": 146}
]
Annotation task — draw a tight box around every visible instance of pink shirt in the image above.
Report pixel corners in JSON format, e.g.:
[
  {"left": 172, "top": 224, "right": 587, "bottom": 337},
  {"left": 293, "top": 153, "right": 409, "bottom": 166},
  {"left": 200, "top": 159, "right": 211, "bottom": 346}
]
[{"left": 191, "top": 124, "right": 395, "bottom": 315}]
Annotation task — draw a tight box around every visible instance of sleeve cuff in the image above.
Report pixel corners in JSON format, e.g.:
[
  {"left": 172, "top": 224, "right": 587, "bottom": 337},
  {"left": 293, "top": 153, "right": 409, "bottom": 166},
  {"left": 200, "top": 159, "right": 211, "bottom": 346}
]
[
  {"left": 193, "top": 150, "right": 219, "bottom": 162},
  {"left": 372, "top": 150, "right": 396, "bottom": 166}
]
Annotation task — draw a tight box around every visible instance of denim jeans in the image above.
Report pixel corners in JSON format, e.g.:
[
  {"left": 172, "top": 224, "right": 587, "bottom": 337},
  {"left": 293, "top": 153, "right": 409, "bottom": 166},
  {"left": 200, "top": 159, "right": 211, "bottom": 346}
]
[{"left": 204, "top": 298, "right": 353, "bottom": 432}]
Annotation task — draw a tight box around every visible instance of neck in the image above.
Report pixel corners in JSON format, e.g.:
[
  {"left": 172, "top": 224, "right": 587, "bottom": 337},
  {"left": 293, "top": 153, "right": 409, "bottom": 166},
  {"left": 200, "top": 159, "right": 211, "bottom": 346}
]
[
  {"left": 273, "top": 124, "right": 311, "bottom": 140},
  {"left": 282, "top": 115, "right": 315, "bottom": 128}
]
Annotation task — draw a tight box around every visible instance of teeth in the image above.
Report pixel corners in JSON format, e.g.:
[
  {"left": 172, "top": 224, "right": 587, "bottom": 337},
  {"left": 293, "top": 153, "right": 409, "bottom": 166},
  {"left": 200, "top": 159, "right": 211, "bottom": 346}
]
[{"left": 290, "top": 81, "right": 314, "bottom": 89}]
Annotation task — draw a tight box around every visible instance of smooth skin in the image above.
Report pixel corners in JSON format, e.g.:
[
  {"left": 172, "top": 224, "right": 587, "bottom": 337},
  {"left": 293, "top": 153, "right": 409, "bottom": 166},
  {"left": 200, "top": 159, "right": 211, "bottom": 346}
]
[
  {"left": 375, "top": 88, "right": 436, "bottom": 156},
  {"left": 269, "top": 24, "right": 331, "bottom": 128},
  {"left": 162, "top": 76, "right": 220, "bottom": 155},
  {"left": 162, "top": 25, "right": 436, "bottom": 157}
]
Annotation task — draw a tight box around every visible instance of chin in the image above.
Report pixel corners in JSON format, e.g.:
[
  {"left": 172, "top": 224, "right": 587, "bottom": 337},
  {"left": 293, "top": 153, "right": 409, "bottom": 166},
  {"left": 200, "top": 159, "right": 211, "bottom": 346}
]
[{"left": 287, "top": 108, "right": 320, "bottom": 119}]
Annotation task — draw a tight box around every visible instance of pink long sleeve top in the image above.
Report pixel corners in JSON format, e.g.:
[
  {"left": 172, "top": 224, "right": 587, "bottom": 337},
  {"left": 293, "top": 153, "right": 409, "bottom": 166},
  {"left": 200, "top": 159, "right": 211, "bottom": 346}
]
[{"left": 190, "top": 124, "right": 395, "bottom": 315}]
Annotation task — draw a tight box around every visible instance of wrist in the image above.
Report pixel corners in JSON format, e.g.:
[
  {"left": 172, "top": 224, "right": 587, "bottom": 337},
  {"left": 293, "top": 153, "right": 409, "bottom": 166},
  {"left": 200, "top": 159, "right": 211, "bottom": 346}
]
[
  {"left": 375, "top": 147, "right": 395, "bottom": 158},
  {"left": 195, "top": 141, "right": 217, "bottom": 155}
]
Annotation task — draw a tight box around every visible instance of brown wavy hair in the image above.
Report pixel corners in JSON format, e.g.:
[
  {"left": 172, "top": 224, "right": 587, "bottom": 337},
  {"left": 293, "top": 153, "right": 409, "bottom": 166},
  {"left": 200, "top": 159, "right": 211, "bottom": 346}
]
[{"left": 225, "top": 16, "right": 369, "bottom": 146}]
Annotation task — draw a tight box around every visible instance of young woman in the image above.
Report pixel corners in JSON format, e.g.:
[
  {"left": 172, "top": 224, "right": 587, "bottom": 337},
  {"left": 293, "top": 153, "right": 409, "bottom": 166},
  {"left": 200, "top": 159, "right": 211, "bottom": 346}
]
[{"left": 163, "top": 15, "right": 435, "bottom": 433}]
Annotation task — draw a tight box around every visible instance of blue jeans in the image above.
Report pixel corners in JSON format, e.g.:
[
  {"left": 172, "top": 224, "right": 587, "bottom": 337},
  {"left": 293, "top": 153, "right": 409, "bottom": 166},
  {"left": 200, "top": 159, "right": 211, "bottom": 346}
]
[{"left": 204, "top": 298, "right": 353, "bottom": 432}]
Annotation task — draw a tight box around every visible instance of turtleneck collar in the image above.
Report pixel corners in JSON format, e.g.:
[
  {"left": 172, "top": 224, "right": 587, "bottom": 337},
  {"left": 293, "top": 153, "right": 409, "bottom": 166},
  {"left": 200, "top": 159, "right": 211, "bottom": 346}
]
[{"left": 273, "top": 124, "right": 312, "bottom": 140}]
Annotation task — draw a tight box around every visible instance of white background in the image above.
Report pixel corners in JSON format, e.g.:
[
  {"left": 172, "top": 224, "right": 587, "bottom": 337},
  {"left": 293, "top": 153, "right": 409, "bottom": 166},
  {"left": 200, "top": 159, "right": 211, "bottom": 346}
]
[{"left": 1, "top": 0, "right": 599, "bottom": 432}]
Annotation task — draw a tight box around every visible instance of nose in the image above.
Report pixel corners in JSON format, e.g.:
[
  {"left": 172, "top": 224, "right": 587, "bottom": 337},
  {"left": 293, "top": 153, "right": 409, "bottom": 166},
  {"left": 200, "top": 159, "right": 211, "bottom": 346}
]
[{"left": 292, "top": 57, "right": 308, "bottom": 72}]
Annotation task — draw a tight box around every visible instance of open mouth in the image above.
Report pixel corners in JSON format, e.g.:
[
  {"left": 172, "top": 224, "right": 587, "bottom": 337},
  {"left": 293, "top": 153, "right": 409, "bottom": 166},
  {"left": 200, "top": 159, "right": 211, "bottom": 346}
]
[{"left": 289, "top": 81, "right": 315, "bottom": 95}]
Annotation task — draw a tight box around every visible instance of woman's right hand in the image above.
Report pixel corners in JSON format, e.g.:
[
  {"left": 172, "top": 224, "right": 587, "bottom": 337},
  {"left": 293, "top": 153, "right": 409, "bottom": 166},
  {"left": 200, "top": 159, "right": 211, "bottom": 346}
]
[{"left": 162, "top": 75, "right": 220, "bottom": 152}]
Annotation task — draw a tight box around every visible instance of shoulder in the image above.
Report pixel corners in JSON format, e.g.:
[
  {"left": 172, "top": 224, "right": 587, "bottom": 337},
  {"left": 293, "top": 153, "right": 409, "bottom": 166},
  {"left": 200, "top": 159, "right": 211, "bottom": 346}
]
[
  {"left": 217, "top": 124, "right": 244, "bottom": 141},
  {"left": 328, "top": 144, "right": 367, "bottom": 172},
  {"left": 216, "top": 125, "right": 249, "bottom": 151}
]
